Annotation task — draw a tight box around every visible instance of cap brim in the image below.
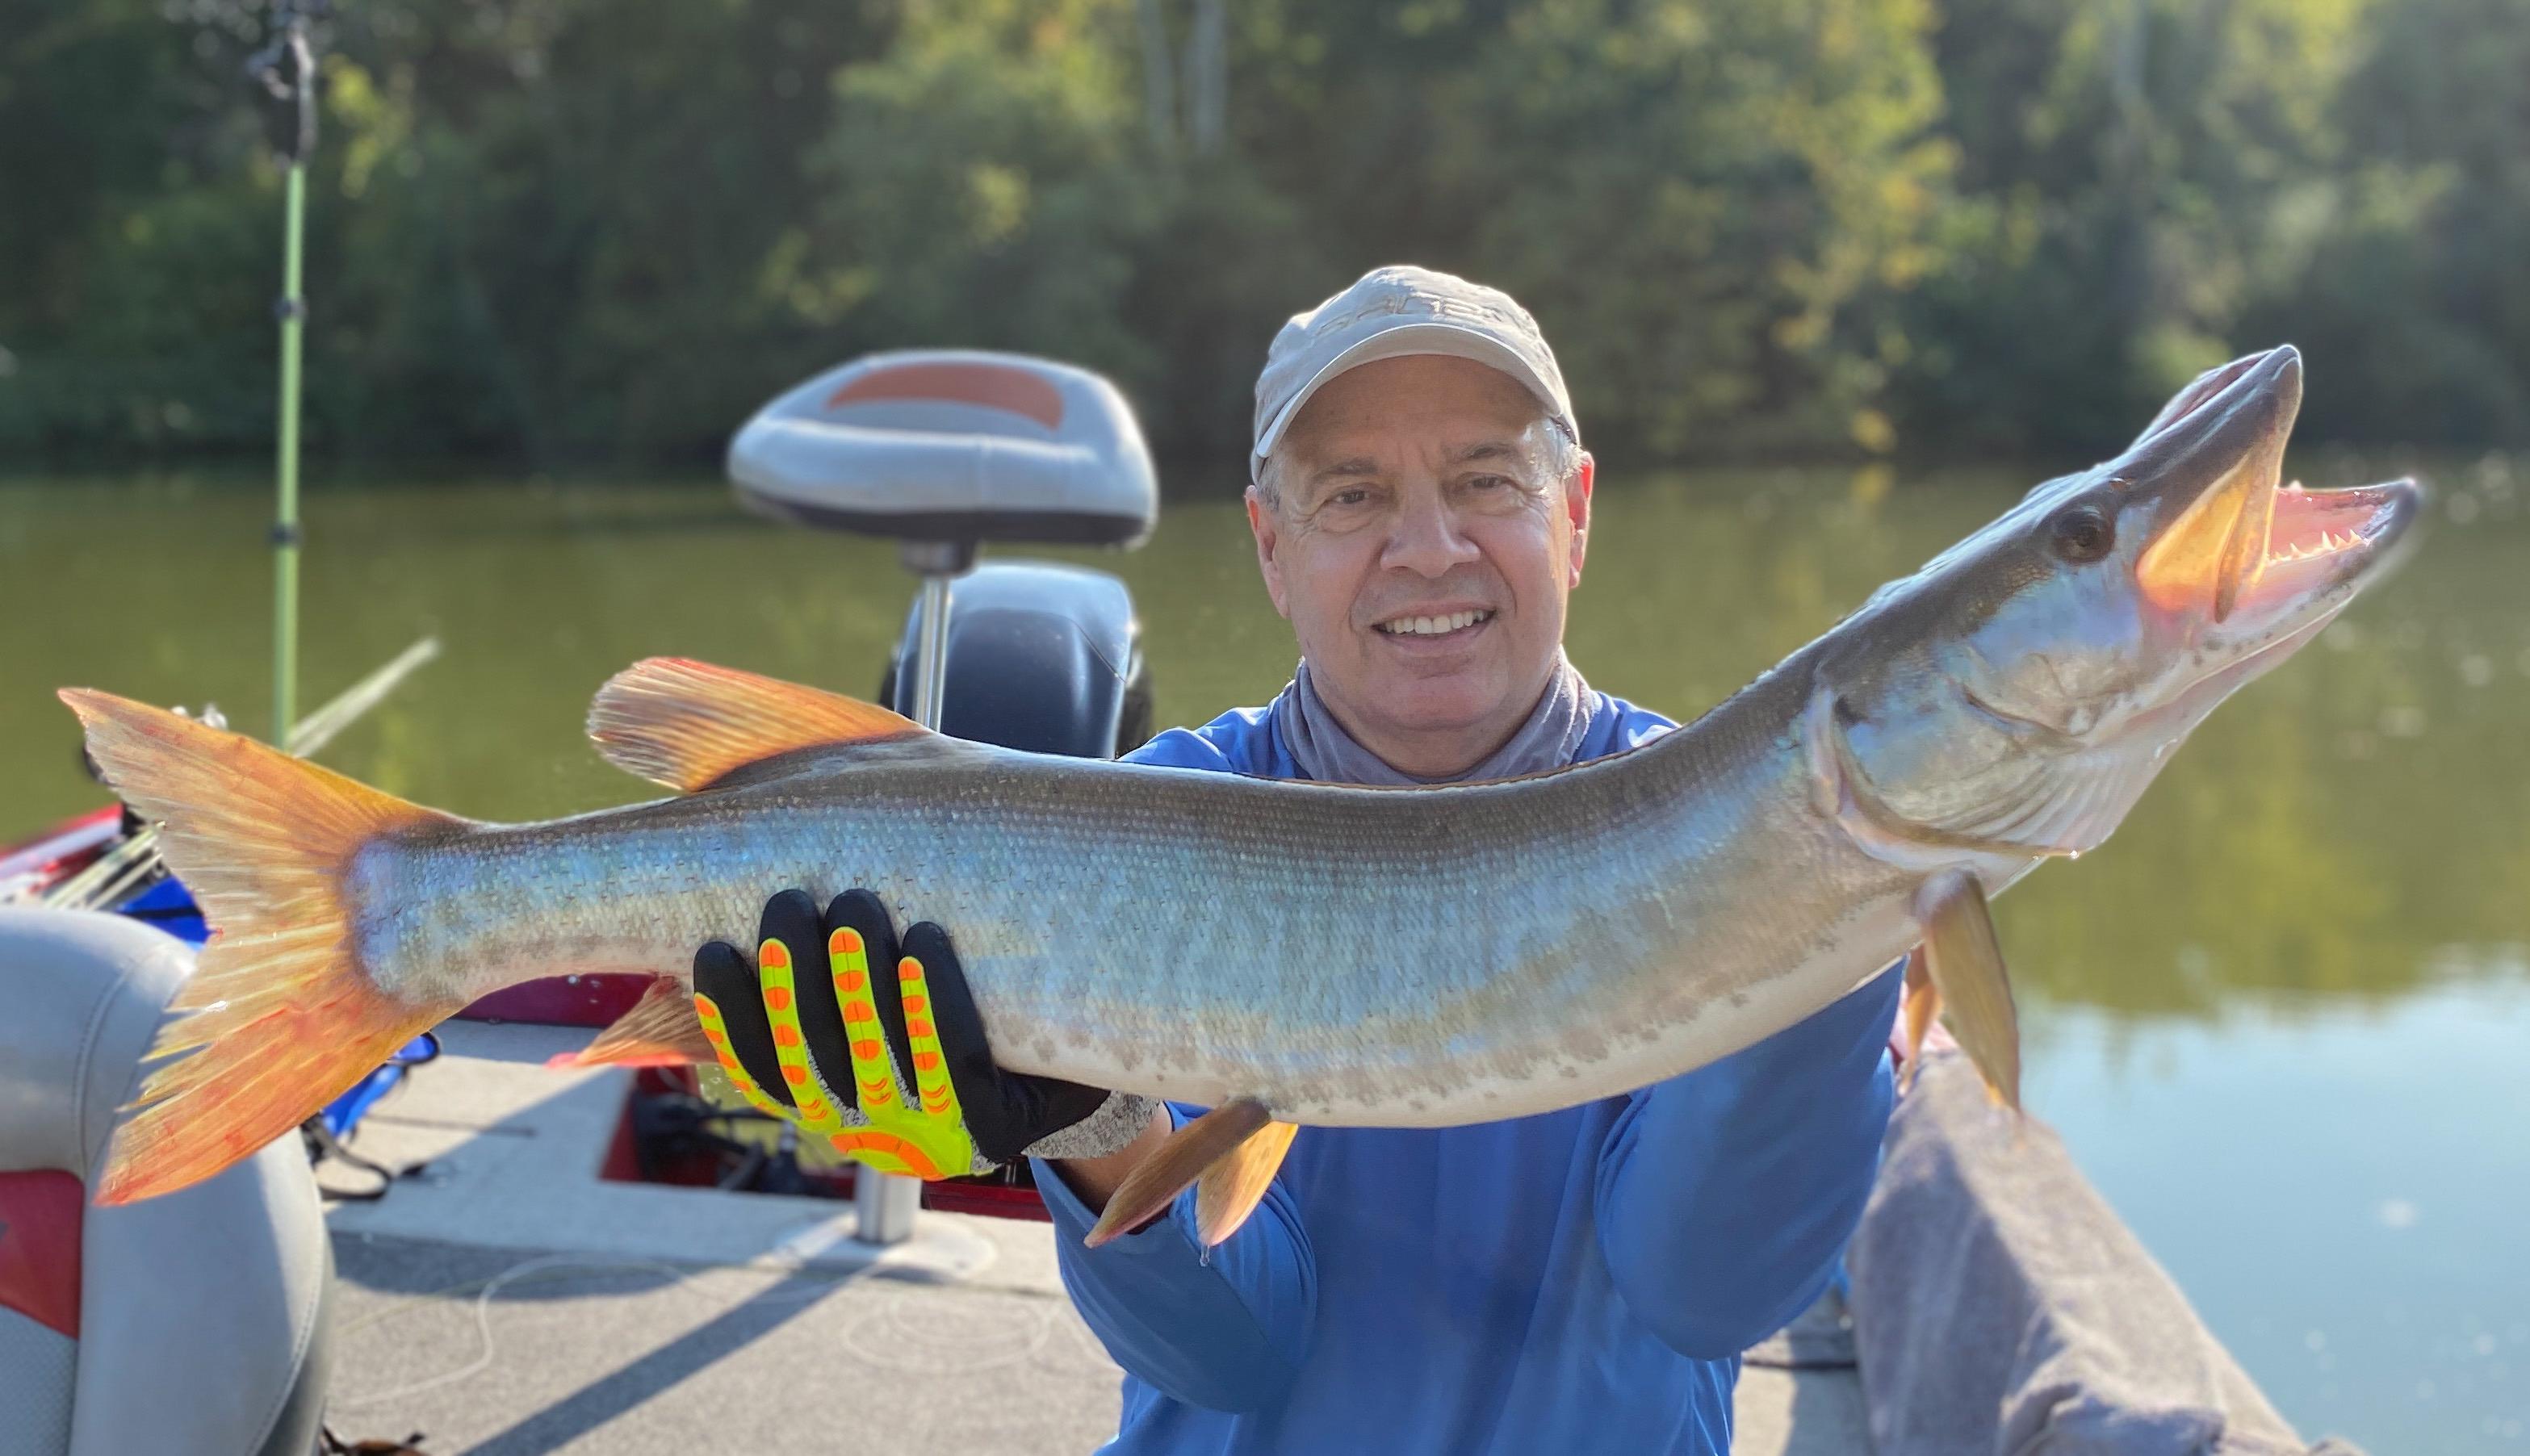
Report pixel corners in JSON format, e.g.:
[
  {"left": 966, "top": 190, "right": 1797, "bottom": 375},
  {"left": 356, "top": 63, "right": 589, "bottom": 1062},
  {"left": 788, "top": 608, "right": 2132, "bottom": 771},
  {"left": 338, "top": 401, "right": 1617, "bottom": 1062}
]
[{"left": 1252, "top": 323, "right": 1568, "bottom": 471}]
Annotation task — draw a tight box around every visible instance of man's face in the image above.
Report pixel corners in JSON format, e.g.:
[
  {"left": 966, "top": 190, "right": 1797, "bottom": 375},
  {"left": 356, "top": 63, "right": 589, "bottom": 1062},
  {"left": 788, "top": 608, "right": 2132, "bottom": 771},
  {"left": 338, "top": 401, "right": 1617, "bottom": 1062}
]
[{"left": 1247, "top": 354, "right": 1594, "bottom": 776}]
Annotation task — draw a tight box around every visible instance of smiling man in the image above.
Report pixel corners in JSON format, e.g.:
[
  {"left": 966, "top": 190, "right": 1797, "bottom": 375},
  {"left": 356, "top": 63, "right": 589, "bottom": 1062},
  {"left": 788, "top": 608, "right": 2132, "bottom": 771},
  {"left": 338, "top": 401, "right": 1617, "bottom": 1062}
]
[
  {"left": 697, "top": 266, "right": 1904, "bottom": 1453},
  {"left": 1026, "top": 266, "right": 1904, "bottom": 1452},
  {"left": 1246, "top": 345, "right": 1591, "bottom": 780}
]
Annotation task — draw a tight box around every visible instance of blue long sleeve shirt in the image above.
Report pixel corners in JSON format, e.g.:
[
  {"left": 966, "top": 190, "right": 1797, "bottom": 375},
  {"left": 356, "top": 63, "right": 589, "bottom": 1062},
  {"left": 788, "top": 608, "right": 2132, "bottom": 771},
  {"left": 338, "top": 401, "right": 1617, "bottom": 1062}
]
[{"left": 1033, "top": 691, "right": 1902, "bottom": 1455}]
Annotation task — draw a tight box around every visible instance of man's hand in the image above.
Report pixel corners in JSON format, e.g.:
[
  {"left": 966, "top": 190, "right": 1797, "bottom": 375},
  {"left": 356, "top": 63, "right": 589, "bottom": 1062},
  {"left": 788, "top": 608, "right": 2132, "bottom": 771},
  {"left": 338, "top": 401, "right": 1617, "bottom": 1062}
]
[{"left": 693, "top": 889, "right": 1155, "bottom": 1176}]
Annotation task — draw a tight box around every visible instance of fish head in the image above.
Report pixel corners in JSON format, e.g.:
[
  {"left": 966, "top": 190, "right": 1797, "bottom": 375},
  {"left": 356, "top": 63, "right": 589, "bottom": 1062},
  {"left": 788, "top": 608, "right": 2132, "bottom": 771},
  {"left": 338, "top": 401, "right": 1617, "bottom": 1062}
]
[{"left": 1813, "top": 345, "right": 2420, "bottom": 864}]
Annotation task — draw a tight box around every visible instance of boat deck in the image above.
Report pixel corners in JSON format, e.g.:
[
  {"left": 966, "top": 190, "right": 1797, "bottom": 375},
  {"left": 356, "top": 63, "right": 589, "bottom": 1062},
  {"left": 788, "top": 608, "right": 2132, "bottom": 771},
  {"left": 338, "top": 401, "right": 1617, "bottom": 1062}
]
[{"left": 320, "top": 1021, "right": 1865, "bottom": 1454}]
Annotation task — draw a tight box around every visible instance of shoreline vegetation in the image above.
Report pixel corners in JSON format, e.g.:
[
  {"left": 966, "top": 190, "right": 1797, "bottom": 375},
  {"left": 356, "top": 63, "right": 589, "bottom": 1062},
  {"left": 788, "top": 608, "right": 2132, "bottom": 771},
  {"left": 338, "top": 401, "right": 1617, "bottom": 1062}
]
[{"left": 4, "top": 0, "right": 2525, "bottom": 479}]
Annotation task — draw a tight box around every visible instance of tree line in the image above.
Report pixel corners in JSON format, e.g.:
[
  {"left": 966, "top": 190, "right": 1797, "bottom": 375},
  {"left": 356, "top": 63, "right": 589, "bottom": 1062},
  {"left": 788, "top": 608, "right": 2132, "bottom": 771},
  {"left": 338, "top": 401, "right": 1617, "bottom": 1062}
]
[{"left": 2, "top": 0, "right": 2523, "bottom": 478}]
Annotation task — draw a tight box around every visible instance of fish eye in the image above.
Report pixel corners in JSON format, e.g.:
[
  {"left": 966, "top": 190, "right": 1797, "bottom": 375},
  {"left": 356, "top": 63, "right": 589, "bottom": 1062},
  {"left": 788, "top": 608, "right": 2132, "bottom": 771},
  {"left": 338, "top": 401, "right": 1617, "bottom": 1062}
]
[{"left": 2050, "top": 504, "right": 2115, "bottom": 563}]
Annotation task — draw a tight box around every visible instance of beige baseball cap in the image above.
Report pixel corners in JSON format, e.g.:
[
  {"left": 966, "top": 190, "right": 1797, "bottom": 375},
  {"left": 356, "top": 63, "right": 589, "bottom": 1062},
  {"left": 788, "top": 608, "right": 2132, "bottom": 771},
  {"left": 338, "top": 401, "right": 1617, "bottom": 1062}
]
[{"left": 1251, "top": 265, "right": 1576, "bottom": 482}]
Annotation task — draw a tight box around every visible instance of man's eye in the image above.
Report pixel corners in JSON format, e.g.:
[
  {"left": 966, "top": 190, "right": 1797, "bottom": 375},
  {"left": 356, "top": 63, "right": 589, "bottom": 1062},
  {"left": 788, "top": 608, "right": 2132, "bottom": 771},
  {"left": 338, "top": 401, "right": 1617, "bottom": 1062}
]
[{"left": 1327, "top": 487, "right": 1373, "bottom": 508}]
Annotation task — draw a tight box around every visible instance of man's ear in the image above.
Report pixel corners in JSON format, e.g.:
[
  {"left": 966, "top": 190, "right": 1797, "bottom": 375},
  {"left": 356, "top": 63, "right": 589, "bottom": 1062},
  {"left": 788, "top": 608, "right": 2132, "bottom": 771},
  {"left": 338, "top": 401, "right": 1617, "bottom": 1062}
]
[
  {"left": 1246, "top": 486, "right": 1292, "bottom": 619},
  {"left": 1565, "top": 452, "right": 1595, "bottom": 588}
]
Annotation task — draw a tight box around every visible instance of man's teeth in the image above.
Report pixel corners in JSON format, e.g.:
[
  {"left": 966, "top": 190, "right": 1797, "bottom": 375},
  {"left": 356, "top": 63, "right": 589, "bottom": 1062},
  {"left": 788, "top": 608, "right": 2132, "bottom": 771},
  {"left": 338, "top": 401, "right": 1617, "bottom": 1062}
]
[{"left": 1378, "top": 609, "right": 1491, "bottom": 637}]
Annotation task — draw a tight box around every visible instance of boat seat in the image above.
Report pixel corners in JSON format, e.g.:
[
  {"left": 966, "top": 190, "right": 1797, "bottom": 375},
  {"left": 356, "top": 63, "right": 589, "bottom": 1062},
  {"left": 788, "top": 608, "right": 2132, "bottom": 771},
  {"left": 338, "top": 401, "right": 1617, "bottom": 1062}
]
[
  {"left": 0, "top": 908, "right": 332, "bottom": 1456},
  {"left": 727, "top": 349, "right": 1158, "bottom": 548}
]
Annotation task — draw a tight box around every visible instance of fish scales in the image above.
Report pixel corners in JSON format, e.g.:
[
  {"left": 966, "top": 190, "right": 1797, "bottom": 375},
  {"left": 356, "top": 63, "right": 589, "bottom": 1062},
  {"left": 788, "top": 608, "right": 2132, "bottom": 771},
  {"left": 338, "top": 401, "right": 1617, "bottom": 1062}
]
[{"left": 341, "top": 648, "right": 1937, "bottom": 1127}]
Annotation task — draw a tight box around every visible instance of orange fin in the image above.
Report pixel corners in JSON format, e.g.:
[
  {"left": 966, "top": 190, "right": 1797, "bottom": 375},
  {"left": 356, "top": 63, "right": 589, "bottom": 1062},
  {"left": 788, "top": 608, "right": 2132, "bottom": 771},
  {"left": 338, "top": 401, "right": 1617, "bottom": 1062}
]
[
  {"left": 1194, "top": 1118, "right": 1299, "bottom": 1247},
  {"left": 58, "top": 689, "right": 468, "bottom": 1205},
  {"left": 551, "top": 977, "right": 715, "bottom": 1069},
  {"left": 1914, "top": 868, "right": 2021, "bottom": 1114},
  {"left": 1086, "top": 1098, "right": 1273, "bottom": 1249},
  {"left": 586, "top": 657, "right": 934, "bottom": 793},
  {"left": 1899, "top": 943, "right": 1940, "bottom": 1092}
]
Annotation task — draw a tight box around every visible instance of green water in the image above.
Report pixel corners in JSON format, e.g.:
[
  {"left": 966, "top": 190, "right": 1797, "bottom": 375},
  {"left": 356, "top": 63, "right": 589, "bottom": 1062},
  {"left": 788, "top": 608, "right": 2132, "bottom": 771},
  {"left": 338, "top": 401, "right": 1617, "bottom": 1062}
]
[{"left": 4, "top": 462, "right": 2525, "bottom": 1449}]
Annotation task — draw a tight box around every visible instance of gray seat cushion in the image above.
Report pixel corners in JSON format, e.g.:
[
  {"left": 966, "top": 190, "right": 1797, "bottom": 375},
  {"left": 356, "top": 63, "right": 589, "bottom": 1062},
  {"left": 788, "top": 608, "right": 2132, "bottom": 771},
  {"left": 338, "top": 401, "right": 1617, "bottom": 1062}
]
[
  {"left": 0, "top": 908, "right": 332, "bottom": 1456},
  {"left": 729, "top": 350, "right": 1159, "bottom": 547}
]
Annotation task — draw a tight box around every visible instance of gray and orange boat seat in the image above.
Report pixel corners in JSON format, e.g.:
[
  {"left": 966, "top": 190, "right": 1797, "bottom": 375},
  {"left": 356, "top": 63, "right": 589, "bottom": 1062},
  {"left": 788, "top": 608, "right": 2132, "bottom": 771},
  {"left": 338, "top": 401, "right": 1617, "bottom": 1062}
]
[
  {"left": 0, "top": 908, "right": 332, "bottom": 1456},
  {"left": 727, "top": 349, "right": 1158, "bottom": 546}
]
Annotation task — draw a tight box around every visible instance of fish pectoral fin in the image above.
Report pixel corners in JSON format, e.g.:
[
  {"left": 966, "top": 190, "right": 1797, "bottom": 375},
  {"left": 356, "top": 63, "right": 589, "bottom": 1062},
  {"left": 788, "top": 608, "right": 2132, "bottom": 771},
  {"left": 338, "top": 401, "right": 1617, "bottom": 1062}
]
[
  {"left": 1913, "top": 868, "right": 2021, "bottom": 1114},
  {"left": 1085, "top": 1098, "right": 1276, "bottom": 1249},
  {"left": 587, "top": 657, "right": 941, "bottom": 793},
  {"left": 1195, "top": 1118, "right": 1299, "bottom": 1247},
  {"left": 551, "top": 976, "right": 717, "bottom": 1069},
  {"left": 1899, "top": 943, "right": 1941, "bottom": 1092}
]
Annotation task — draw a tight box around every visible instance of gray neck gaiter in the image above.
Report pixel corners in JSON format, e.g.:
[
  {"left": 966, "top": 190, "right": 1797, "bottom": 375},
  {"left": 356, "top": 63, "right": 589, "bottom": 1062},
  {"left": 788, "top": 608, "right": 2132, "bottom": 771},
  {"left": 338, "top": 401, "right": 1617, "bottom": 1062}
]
[{"left": 1273, "top": 653, "right": 1594, "bottom": 786}]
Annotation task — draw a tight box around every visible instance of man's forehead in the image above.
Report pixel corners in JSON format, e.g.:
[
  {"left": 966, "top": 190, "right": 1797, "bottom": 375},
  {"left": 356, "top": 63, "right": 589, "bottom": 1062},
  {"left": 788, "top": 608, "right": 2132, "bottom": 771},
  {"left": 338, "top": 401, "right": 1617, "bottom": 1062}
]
[
  {"left": 1300, "top": 437, "right": 1531, "bottom": 482},
  {"left": 1284, "top": 361, "right": 1552, "bottom": 472}
]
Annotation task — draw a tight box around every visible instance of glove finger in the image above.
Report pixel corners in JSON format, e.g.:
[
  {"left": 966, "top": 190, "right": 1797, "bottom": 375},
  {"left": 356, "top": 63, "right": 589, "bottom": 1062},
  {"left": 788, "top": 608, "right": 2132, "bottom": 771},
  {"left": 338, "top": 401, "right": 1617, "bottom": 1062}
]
[
  {"left": 907, "top": 920, "right": 997, "bottom": 1107},
  {"left": 757, "top": 889, "right": 827, "bottom": 977},
  {"left": 823, "top": 889, "right": 902, "bottom": 970},
  {"left": 907, "top": 921, "right": 1104, "bottom": 1162},
  {"left": 894, "top": 922, "right": 967, "bottom": 1122},
  {"left": 823, "top": 890, "right": 912, "bottom": 1113},
  {"left": 693, "top": 938, "right": 792, "bottom": 1110},
  {"left": 752, "top": 888, "right": 836, "bottom": 1112},
  {"left": 834, "top": 891, "right": 917, "bottom": 1098},
  {"left": 781, "top": 905, "right": 862, "bottom": 1116}
]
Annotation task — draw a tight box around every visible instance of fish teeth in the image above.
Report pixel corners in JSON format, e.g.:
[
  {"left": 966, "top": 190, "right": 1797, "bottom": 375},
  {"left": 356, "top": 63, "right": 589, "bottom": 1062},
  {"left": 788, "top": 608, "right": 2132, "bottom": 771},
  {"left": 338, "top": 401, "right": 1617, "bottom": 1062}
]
[{"left": 2269, "top": 525, "right": 2365, "bottom": 566}]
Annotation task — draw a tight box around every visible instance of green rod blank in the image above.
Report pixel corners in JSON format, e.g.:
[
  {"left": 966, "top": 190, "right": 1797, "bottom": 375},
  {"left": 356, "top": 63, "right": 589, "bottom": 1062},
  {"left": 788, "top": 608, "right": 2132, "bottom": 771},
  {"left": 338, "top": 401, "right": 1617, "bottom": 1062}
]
[{"left": 273, "top": 160, "right": 306, "bottom": 746}]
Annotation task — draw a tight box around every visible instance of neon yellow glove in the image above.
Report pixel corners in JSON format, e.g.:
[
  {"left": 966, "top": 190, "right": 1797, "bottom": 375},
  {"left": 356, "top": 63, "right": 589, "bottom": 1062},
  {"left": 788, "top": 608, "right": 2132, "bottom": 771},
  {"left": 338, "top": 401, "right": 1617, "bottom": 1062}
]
[{"left": 692, "top": 888, "right": 1124, "bottom": 1177}]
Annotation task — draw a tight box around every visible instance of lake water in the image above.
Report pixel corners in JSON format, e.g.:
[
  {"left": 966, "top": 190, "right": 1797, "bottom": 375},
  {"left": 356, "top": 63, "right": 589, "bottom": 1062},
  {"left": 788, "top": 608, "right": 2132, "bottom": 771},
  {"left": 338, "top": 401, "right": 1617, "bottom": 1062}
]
[{"left": 4, "top": 460, "right": 2524, "bottom": 1450}]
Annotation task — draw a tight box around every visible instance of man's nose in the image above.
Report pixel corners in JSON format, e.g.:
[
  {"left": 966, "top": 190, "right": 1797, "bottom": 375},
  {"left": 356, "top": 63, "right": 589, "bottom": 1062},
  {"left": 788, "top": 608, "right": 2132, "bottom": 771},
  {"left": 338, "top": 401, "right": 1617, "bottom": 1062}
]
[{"left": 1380, "top": 488, "right": 1481, "bottom": 578}]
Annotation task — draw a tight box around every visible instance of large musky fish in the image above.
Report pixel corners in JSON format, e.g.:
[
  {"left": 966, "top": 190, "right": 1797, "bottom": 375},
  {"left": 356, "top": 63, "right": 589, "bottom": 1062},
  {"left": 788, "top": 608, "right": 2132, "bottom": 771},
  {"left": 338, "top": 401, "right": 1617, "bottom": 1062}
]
[{"left": 65, "top": 346, "right": 2416, "bottom": 1244}]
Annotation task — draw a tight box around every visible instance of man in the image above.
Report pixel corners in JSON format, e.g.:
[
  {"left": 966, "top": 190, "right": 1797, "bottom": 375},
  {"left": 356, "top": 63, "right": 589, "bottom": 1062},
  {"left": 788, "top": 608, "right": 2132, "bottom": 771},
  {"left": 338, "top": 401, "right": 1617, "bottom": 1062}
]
[{"left": 696, "top": 266, "right": 1902, "bottom": 1452}]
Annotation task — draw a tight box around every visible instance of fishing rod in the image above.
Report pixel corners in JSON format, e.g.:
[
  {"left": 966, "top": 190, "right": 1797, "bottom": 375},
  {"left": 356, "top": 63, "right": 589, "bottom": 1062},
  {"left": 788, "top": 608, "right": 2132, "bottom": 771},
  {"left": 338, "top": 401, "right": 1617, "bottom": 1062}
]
[{"left": 248, "top": 0, "right": 325, "bottom": 746}]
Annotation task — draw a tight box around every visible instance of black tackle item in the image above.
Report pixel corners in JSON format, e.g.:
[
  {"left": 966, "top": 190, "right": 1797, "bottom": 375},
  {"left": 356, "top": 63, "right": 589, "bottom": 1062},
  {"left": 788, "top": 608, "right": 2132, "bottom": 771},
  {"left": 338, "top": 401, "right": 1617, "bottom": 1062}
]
[
  {"left": 693, "top": 889, "right": 1116, "bottom": 1165},
  {"left": 247, "top": 3, "right": 325, "bottom": 164}
]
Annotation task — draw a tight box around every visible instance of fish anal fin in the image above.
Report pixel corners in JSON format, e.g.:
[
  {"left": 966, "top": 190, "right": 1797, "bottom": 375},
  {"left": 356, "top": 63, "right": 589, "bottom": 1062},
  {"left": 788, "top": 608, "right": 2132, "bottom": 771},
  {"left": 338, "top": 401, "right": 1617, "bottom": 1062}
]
[
  {"left": 1913, "top": 868, "right": 2021, "bottom": 1113},
  {"left": 551, "top": 977, "right": 716, "bottom": 1069},
  {"left": 587, "top": 658, "right": 934, "bottom": 793},
  {"left": 1085, "top": 1098, "right": 1273, "bottom": 1249},
  {"left": 1195, "top": 1119, "right": 1298, "bottom": 1247}
]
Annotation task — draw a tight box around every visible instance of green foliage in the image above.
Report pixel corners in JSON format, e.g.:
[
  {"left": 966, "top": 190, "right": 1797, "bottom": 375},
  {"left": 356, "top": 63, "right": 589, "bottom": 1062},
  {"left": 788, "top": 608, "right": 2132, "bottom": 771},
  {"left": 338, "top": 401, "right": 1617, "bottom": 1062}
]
[
  {"left": 801, "top": 2, "right": 1168, "bottom": 395},
  {"left": 1899, "top": 0, "right": 2371, "bottom": 451},
  {"left": 1313, "top": 0, "right": 1952, "bottom": 458},
  {"left": 0, "top": 0, "right": 2525, "bottom": 474},
  {"left": 2239, "top": 0, "right": 2530, "bottom": 446}
]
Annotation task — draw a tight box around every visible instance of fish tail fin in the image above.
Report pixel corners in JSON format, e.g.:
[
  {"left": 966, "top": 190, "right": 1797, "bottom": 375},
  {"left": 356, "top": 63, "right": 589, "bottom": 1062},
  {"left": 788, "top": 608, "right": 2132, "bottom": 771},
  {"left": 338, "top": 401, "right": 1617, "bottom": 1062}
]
[{"left": 59, "top": 688, "right": 466, "bottom": 1205}]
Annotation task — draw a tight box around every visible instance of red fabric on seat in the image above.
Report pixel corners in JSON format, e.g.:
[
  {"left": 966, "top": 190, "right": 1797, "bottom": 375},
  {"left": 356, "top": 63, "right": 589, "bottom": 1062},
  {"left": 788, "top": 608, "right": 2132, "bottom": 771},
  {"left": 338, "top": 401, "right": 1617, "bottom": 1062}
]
[{"left": 0, "top": 1169, "right": 82, "bottom": 1338}]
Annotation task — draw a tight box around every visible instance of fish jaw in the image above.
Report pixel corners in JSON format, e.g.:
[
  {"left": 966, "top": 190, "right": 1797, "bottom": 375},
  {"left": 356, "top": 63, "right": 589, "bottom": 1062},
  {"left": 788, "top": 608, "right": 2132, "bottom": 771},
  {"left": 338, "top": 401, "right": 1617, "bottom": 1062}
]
[
  {"left": 2130, "top": 345, "right": 2421, "bottom": 645},
  {"left": 1809, "top": 345, "right": 2419, "bottom": 869},
  {"left": 2098, "top": 351, "right": 2420, "bottom": 820}
]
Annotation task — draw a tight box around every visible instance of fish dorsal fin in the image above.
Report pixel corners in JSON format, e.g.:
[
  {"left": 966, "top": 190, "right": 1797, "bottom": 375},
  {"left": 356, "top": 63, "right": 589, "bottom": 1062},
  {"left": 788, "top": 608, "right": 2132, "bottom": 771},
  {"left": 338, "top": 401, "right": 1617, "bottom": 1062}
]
[{"left": 589, "top": 657, "right": 934, "bottom": 792}]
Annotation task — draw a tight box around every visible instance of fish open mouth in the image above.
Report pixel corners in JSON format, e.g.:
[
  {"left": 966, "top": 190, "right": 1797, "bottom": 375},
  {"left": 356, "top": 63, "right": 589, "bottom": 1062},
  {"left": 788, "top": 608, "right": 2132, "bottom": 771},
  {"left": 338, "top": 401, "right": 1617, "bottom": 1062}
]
[
  {"left": 2235, "top": 478, "right": 2416, "bottom": 616},
  {"left": 2132, "top": 346, "right": 2421, "bottom": 629}
]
